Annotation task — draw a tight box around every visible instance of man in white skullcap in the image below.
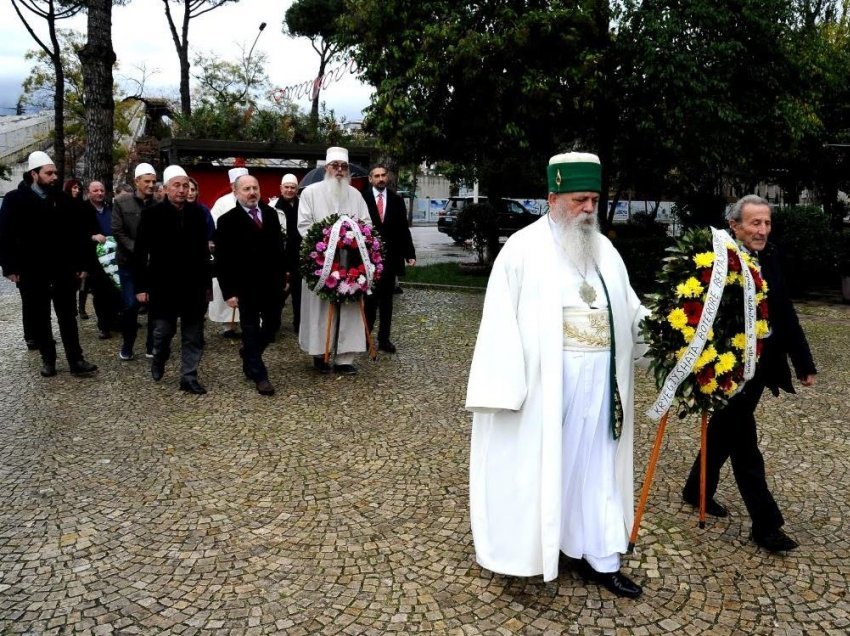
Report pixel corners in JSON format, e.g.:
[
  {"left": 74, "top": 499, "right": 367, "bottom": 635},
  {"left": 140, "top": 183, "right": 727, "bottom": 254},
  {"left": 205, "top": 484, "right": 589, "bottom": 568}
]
[
  {"left": 113, "top": 162, "right": 158, "bottom": 360},
  {"left": 209, "top": 166, "right": 249, "bottom": 337},
  {"left": 297, "top": 147, "right": 372, "bottom": 375},
  {"left": 274, "top": 173, "right": 301, "bottom": 332},
  {"left": 134, "top": 165, "right": 213, "bottom": 395},
  {"left": 465, "top": 152, "right": 649, "bottom": 597},
  {"left": 0, "top": 151, "right": 98, "bottom": 377}
]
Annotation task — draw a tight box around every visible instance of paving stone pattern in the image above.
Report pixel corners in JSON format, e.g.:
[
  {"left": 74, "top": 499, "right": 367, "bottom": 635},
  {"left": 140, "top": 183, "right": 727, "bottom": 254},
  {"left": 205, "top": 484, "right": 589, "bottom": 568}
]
[{"left": 0, "top": 284, "right": 848, "bottom": 634}]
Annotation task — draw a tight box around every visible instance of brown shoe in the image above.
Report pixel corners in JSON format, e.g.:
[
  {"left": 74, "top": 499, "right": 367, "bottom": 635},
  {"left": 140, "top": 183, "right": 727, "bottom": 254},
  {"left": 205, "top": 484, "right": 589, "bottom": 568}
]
[{"left": 256, "top": 379, "right": 275, "bottom": 396}]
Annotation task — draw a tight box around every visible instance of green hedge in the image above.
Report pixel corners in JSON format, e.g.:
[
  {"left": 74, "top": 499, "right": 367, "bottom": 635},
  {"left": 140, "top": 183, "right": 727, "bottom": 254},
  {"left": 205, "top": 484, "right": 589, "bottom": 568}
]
[
  {"left": 608, "top": 218, "right": 674, "bottom": 296},
  {"left": 771, "top": 206, "right": 838, "bottom": 295}
]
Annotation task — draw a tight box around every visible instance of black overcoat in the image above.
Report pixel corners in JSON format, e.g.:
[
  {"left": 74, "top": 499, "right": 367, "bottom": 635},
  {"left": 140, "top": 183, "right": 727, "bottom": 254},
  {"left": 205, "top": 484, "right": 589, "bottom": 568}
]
[{"left": 362, "top": 187, "right": 416, "bottom": 279}]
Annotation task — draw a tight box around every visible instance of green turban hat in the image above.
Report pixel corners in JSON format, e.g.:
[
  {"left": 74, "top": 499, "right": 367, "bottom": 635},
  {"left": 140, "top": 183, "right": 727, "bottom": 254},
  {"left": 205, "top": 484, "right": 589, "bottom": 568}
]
[{"left": 547, "top": 152, "right": 601, "bottom": 194}]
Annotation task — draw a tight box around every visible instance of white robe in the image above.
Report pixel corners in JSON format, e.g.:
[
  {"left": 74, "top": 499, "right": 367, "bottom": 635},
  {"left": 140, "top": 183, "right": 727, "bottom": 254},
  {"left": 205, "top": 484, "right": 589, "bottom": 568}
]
[
  {"left": 209, "top": 193, "right": 239, "bottom": 324},
  {"left": 297, "top": 181, "right": 371, "bottom": 356},
  {"left": 465, "top": 217, "right": 649, "bottom": 582}
]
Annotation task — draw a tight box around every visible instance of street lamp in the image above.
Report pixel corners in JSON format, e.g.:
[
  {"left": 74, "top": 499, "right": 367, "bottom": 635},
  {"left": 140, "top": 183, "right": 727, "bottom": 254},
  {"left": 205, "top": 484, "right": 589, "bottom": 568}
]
[{"left": 238, "top": 22, "right": 267, "bottom": 104}]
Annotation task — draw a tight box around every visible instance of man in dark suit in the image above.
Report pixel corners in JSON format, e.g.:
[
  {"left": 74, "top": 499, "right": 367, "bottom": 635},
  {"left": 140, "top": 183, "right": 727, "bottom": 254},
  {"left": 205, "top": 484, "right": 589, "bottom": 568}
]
[
  {"left": 274, "top": 173, "right": 301, "bottom": 334},
  {"left": 682, "top": 194, "right": 817, "bottom": 552},
  {"left": 0, "top": 151, "right": 98, "bottom": 378},
  {"left": 215, "top": 175, "right": 287, "bottom": 396},
  {"left": 133, "top": 165, "right": 213, "bottom": 395},
  {"left": 361, "top": 164, "right": 416, "bottom": 353}
]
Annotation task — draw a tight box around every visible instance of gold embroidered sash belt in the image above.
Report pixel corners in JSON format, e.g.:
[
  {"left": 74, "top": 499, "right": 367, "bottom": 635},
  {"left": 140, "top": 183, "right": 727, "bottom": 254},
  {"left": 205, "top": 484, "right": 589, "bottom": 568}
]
[{"left": 562, "top": 307, "right": 610, "bottom": 351}]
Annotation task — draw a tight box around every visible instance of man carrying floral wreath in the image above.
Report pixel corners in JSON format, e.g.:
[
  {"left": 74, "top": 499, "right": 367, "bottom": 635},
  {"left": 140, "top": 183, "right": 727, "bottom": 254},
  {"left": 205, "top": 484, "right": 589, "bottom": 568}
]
[
  {"left": 466, "top": 152, "right": 649, "bottom": 598},
  {"left": 681, "top": 194, "right": 816, "bottom": 553},
  {"left": 297, "top": 147, "right": 372, "bottom": 375}
]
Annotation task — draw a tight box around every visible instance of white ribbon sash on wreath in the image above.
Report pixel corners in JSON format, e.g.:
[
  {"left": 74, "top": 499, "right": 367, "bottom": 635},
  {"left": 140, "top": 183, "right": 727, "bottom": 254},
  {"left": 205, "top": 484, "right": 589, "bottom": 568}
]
[
  {"left": 312, "top": 214, "right": 375, "bottom": 295},
  {"left": 96, "top": 236, "right": 121, "bottom": 290},
  {"left": 646, "top": 227, "right": 760, "bottom": 421}
]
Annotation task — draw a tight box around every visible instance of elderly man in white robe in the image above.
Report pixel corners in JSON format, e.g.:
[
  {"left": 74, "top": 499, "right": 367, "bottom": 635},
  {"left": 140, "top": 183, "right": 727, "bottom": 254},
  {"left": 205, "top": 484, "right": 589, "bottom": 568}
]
[
  {"left": 208, "top": 167, "right": 248, "bottom": 337},
  {"left": 466, "top": 152, "right": 649, "bottom": 598},
  {"left": 297, "top": 147, "right": 371, "bottom": 375}
]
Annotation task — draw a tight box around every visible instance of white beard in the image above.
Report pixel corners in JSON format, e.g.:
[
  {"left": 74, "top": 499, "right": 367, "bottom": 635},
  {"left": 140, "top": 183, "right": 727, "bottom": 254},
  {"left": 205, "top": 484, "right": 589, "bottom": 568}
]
[
  {"left": 553, "top": 209, "right": 600, "bottom": 272},
  {"left": 324, "top": 172, "right": 351, "bottom": 210}
]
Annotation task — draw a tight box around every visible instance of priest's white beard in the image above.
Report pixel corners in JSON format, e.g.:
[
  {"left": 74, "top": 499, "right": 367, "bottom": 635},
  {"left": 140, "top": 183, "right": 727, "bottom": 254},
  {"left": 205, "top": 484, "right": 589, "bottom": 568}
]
[
  {"left": 324, "top": 171, "right": 351, "bottom": 209},
  {"left": 553, "top": 209, "right": 600, "bottom": 271}
]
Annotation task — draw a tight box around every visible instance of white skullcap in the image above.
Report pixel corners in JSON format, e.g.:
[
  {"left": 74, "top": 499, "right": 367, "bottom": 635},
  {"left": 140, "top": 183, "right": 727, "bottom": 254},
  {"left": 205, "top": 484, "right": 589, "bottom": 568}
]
[
  {"left": 548, "top": 151, "right": 601, "bottom": 165},
  {"left": 325, "top": 147, "right": 349, "bottom": 163},
  {"left": 281, "top": 173, "right": 298, "bottom": 185},
  {"left": 163, "top": 165, "right": 188, "bottom": 184},
  {"left": 228, "top": 167, "right": 249, "bottom": 184},
  {"left": 134, "top": 163, "right": 156, "bottom": 178},
  {"left": 27, "top": 151, "right": 54, "bottom": 171}
]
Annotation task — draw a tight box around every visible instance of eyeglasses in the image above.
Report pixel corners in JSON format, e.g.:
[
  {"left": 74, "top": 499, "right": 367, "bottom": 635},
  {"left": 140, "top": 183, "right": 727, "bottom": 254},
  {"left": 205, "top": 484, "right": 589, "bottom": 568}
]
[{"left": 328, "top": 162, "right": 349, "bottom": 170}]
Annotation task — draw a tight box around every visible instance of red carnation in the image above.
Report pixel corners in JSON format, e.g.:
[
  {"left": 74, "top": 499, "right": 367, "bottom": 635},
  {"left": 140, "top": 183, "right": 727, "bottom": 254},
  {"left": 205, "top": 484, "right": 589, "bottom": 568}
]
[
  {"left": 756, "top": 340, "right": 764, "bottom": 356},
  {"left": 727, "top": 250, "right": 742, "bottom": 272},
  {"left": 696, "top": 366, "right": 715, "bottom": 385},
  {"left": 750, "top": 268, "right": 764, "bottom": 289},
  {"left": 699, "top": 269, "right": 712, "bottom": 284},
  {"left": 718, "top": 373, "right": 735, "bottom": 392},
  {"left": 683, "top": 300, "right": 703, "bottom": 326},
  {"left": 758, "top": 300, "right": 769, "bottom": 319}
]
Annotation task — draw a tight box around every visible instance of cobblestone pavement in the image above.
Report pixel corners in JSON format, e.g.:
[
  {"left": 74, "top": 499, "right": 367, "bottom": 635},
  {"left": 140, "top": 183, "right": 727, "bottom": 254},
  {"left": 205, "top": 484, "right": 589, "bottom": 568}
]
[{"left": 1, "top": 281, "right": 849, "bottom": 635}]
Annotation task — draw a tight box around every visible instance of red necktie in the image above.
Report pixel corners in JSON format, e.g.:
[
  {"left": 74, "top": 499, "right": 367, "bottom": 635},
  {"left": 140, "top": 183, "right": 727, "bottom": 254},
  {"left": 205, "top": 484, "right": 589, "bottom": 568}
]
[
  {"left": 249, "top": 207, "right": 262, "bottom": 228},
  {"left": 377, "top": 193, "right": 384, "bottom": 222}
]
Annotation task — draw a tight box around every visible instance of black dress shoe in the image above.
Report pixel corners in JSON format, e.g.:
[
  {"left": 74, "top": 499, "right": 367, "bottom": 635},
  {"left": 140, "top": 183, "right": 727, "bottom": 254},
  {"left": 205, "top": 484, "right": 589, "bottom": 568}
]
[
  {"left": 683, "top": 494, "right": 729, "bottom": 518},
  {"left": 752, "top": 528, "right": 798, "bottom": 552},
  {"left": 69, "top": 360, "right": 98, "bottom": 376},
  {"left": 222, "top": 329, "right": 240, "bottom": 339},
  {"left": 256, "top": 379, "right": 275, "bottom": 396},
  {"left": 378, "top": 341, "right": 397, "bottom": 353},
  {"left": 333, "top": 364, "right": 357, "bottom": 375},
  {"left": 150, "top": 359, "right": 165, "bottom": 381},
  {"left": 179, "top": 379, "right": 207, "bottom": 395},
  {"left": 580, "top": 560, "right": 642, "bottom": 598},
  {"left": 40, "top": 362, "right": 57, "bottom": 377},
  {"left": 313, "top": 357, "right": 332, "bottom": 374}
]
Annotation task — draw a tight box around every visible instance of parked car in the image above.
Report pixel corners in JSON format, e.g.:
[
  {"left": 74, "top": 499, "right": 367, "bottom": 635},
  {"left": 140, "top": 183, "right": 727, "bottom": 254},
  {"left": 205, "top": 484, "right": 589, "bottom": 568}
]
[{"left": 437, "top": 196, "right": 539, "bottom": 242}]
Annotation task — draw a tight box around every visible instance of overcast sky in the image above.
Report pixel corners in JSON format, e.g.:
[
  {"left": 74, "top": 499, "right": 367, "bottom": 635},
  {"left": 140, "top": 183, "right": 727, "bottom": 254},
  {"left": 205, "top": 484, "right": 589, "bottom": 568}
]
[{"left": 0, "top": 0, "right": 373, "bottom": 121}]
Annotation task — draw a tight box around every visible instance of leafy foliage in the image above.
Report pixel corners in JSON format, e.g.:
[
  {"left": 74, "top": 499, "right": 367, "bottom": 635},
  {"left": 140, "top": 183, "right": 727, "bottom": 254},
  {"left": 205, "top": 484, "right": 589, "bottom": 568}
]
[
  {"left": 454, "top": 202, "right": 499, "bottom": 265},
  {"left": 771, "top": 205, "right": 839, "bottom": 293}
]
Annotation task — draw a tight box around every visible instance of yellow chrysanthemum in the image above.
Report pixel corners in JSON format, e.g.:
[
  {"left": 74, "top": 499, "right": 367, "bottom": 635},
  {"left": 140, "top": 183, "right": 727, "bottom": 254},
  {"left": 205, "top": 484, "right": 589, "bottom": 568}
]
[
  {"left": 699, "top": 379, "right": 718, "bottom": 394},
  {"left": 708, "top": 328, "right": 714, "bottom": 340},
  {"left": 726, "top": 272, "right": 740, "bottom": 286},
  {"left": 667, "top": 308, "right": 688, "bottom": 330},
  {"left": 739, "top": 252, "right": 755, "bottom": 268},
  {"left": 681, "top": 326, "right": 696, "bottom": 341},
  {"left": 731, "top": 333, "right": 747, "bottom": 350},
  {"left": 723, "top": 381, "right": 739, "bottom": 396},
  {"left": 693, "top": 345, "right": 718, "bottom": 372},
  {"left": 693, "top": 252, "right": 715, "bottom": 268},
  {"left": 676, "top": 346, "right": 689, "bottom": 360},
  {"left": 756, "top": 319, "right": 770, "bottom": 338},
  {"left": 755, "top": 292, "right": 765, "bottom": 304},
  {"left": 676, "top": 277, "right": 704, "bottom": 299},
  {"left": 715, "top": 352, "right": 736, "bottom": 375},
  {"left": 762, "top": 280, "right": 769, "bottom": 293}
]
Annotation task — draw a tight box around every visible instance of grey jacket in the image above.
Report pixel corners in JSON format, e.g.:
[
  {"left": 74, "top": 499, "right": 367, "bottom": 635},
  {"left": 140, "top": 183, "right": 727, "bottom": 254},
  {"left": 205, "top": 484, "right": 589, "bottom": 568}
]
[{"left": 112, "top": 192, "right": 152, "bottom": 266}]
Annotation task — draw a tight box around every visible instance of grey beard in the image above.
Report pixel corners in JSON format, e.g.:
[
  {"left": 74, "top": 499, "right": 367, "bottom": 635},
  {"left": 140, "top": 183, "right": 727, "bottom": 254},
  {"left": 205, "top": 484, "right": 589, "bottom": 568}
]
[
  {"left": 324, "top": 171, "right": 351, "bottom": 209},
  {"left": 556, "top": 212, "right": 600, "bottom": 271}
]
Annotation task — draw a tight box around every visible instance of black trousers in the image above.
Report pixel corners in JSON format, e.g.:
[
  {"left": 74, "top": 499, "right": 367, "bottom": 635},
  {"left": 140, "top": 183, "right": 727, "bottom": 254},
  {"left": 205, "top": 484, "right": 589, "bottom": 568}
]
[
  {"left": 17, "top": 284, "right": 36, "bottom": 343},
  {"left": 88, "top": 265, "right": 122, "bottom": 333},
  {"left": 365, "top": 275, "right": 395, "bottom": 345},
  {"left": 683, "top": 374, "right": 784, "bottom": 534},
  {"left": 240, "top": 297, "right": 283, "bottom": 382},
  {"left": 19, "top": 275, "right": 84, "bottom": 365}
]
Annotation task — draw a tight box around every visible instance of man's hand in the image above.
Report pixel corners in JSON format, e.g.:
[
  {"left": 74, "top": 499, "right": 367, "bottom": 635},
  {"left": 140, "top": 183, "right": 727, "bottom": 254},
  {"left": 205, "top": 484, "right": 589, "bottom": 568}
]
[
  {"left": 406, "top": 259, "right": 416, "bottom": 267},
  {"left": 136, "top": 292, "right": 148, "bottom": 303},
  {"left": 92, "top": 233, "right": 107, "bottom": 244},
  {"left": 800, "top": 374, "right": 816, "bottom": 387},
  {"left": 226, "top": 296, "right": 239, "bottom": 309}
]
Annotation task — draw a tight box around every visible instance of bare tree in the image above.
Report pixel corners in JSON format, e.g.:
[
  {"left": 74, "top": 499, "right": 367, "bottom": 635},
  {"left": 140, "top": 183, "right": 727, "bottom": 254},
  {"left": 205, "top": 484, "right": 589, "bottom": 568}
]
[
  {"left": 10, "top": 0, "right": 83, "bottom": 180},
  {"left": 161, "top": 0, "right": 240, "bottom": 116}
]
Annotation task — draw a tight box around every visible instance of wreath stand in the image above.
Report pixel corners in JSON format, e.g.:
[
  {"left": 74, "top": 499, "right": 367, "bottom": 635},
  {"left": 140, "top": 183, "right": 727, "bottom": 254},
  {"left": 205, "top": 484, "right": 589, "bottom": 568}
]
[
  {"left": 320, "top": 247, "right": 378, "bottom": 364},
  {"left": 627, "top": 409, "right": 710, "bottom": 553}
]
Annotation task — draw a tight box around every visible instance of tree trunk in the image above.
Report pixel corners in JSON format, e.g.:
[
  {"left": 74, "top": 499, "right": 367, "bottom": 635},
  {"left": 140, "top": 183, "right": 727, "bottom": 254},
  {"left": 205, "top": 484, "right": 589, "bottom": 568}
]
[
  {"left": 592, "top": 0, "right": 614, "bottom": 234},
  {"left": 179, "top": 7, "right": 191, "bottom": 116},
  {"left": 310, "top": 53, "right": 329, "bottom": 135},
  {"left": 80, "top": 0, "right": 116, "bottom": 193},
  {"left": 47, "top": 8, "right": 65, "bottom": 180}
]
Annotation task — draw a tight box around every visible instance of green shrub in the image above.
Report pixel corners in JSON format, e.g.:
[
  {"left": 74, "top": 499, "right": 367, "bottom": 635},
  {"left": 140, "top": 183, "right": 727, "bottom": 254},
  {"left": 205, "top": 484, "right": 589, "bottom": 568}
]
[
  {"left": 608, "top": 218, "right": 673, "bottom": 296},
  {"left": 771, "top": 206, "right": 838, "bottom": 294},
  {"left": 455, "top": 202, "right": 499, "bottom": 265}
]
